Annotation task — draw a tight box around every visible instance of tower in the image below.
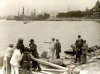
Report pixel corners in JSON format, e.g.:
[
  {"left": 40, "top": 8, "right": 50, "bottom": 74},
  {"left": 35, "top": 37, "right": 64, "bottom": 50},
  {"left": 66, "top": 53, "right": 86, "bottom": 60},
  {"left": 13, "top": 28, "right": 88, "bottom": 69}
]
[
  {"left": 22, "top": 7, "right": 24, "bottom": 15},
  {"left": 68, "top": 7, "right": 70, "bottom": 12},
  {"left": 17, "top": 8, "right": 20, "bottom": 16},
  {"left": 33, "top": 9, "right": 36, "bottom": 15}
]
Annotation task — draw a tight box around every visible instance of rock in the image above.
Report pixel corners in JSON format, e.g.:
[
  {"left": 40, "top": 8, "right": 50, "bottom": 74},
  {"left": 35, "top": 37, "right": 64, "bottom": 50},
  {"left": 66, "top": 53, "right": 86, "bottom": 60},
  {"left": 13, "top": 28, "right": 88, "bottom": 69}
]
[
  {"left": 41, "top": 51, "right": 48, "bottom": 59},
  {"left": 88, "top": 46, "right": 97, "bottom": 53},
  {"left": 74, "top": 68, "right": 81, "bottom": 74},
  {"left": 96, "top": 55, "right": 100, "bottom": 59},
  {"left": 71, "top": 44, "right": 76, "bottom": 52},
  {"left": 63, "top": 59, "right": 72, "bottom": 65},
  {"left": 79, "top": 70, "right": 89, "bottom": 74},
  {"left": 49, "top": 59, "right": 63, "bottom": 65}
]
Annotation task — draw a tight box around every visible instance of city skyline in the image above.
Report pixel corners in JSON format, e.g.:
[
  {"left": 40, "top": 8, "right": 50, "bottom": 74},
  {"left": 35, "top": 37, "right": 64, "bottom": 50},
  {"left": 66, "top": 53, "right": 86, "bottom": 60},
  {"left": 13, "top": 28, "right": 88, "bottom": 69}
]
[{"left": 0, "top": 0, "right": 99, "bottom": 16}]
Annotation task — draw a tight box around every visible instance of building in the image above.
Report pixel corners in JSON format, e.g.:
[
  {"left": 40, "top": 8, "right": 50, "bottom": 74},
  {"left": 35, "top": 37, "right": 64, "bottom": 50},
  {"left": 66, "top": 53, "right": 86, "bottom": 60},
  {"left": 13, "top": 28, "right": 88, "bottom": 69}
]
[
  {"left": 6, "top": 15, "right": 16, "bottom": 20},
  {"left": 92, "top": 0, "right": 100, "bottom": 18}
]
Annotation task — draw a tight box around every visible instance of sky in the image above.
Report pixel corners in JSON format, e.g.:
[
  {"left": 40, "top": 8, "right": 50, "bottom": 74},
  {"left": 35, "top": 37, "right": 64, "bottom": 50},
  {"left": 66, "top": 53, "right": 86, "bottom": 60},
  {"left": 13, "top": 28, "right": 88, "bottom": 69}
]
[{"left": 0, "top": 0, "right": 99, "bottom": 16}]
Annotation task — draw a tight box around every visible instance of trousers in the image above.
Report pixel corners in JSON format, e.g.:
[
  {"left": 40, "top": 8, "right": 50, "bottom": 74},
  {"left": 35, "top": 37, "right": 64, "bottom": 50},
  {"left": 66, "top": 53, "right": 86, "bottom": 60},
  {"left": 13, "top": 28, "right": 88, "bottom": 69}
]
[
  {"left": 11, "top": 65, "right": 19, "bottom": 74},
  {"left": 55, "top": 51, "right": 60, "bottom": 59},
  {"left": 7, "top": 57, "right": 11, "bottom": 74}
]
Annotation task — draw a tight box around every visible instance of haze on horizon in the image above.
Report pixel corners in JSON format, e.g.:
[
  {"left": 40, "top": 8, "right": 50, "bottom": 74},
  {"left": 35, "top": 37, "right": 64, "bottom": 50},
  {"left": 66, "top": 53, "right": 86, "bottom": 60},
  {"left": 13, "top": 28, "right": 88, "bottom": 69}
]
[{"left": 0, "top": 0, "right": 99, "bottom": 16}]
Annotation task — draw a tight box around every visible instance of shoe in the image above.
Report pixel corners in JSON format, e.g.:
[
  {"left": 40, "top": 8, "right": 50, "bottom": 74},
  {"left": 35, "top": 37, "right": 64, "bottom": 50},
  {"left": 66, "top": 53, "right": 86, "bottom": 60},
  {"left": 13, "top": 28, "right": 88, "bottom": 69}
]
[
  {"left": 74, "top": 61, "right": 77, "bottom": 63},
  {"left": 37, "top": 68, "right": 42, "bottom": 72}
]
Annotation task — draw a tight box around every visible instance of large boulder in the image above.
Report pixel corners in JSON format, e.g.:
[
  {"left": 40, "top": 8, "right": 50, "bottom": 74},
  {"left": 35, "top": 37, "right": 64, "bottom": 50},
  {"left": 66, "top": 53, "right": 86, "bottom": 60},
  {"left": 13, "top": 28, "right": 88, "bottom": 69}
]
[
  {"left": 71, "top": 44, "right": 76, "bottom": 52},
  {"left": 88, "top": 46, "right": 97, "bottom": 53},
  {"left": 49, "top": 59, "right": 63, "bottom": 66},
  {"left": 41, "top": 51, "right": 48, "bottom": 59}
]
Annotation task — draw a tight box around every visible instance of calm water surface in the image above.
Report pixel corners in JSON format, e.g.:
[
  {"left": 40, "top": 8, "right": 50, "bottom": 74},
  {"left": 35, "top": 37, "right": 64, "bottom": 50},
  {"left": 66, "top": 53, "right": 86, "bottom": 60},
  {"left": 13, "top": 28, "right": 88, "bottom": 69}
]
[{"left": 0, "top": 20, "right": 100, "bottom": 56}]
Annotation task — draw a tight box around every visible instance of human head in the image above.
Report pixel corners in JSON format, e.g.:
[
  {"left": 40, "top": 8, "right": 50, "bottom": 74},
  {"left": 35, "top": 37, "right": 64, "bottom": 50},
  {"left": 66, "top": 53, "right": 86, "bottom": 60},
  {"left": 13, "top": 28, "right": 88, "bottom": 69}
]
[
  {"left": 56, "top": 39, "right": 59, "bottom": 42},
  {"left": 18, "top": 38, "right": 23, "bottom": 44},
  {"left": 52, "top": 38, "right": 55, "bottom": 41},
  {"left": 30, "top": 39, "right": 34, "bottom": 43},
  {"left": 78, "top": 35, "right": 81, "bottom": 38},
  {"left": 9, "top": 44, "right": 14, "bottom": 48}
]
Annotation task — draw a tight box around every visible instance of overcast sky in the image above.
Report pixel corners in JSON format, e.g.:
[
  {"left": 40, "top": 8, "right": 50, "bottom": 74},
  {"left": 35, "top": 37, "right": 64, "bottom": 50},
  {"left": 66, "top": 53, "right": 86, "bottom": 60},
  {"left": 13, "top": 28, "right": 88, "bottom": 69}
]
[{"left": 0, "top": 0, "right": 99, "bottom": 16}]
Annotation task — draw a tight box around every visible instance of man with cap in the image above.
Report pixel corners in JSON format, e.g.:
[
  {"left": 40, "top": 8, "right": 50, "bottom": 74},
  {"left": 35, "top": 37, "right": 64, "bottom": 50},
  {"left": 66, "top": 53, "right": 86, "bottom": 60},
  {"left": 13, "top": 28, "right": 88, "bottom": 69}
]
[
  {"left": 29, "top": 39, "right": 41, "bottom": 71},
  {"left": 17, "top": 38, "right": 25, "bottom": 54},
  {"left": 75, "top": 35, "right": 83, "bottom": 63},
  {"left": 55, "top": 39, "right": 61, "bottom": 59}
]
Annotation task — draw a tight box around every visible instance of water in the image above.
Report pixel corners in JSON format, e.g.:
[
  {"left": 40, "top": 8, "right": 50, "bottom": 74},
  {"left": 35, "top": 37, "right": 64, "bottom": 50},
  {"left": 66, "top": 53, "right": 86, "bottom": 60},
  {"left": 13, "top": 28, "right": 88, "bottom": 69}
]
[{"left": 0, "top": 20, "right": 100, "bottom": 56}]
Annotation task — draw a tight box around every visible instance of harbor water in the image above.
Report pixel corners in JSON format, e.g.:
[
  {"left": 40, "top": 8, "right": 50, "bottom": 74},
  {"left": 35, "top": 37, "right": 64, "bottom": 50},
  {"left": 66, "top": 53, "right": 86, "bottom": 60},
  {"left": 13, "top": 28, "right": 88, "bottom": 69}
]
[{"left": 0, "top": 20, "right": 100, "bottom": 56}]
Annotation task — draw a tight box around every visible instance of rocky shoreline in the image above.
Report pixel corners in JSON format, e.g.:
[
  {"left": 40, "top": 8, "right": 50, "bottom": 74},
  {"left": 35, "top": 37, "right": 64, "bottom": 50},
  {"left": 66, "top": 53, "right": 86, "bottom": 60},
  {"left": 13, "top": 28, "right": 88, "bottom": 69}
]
[
  {"left": 0, "top": 44, "right": 100, "bottom": 74},
  {"left": 74, "top": 49, "right": 100, "bottom": 74},
  {"left": 47, "top": 18, "right": 100, "bottom": 22}
]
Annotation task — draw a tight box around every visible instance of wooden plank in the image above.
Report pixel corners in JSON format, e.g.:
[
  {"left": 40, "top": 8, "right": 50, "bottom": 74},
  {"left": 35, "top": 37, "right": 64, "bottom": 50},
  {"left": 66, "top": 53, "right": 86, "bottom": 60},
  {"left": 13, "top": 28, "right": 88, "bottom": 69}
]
[
  {"left": 32, "top": 71, "right": 54, "bottom": 74},
  {"left": 43, "top": 69, "right": 65, "bottom": 72},
  {"left": 40, "top": 71, "right": 54, "bottom": 74},
  {"left": 41, "top": 67, "right": 65, "bottom": 72},
  {"left": 32, "top": 71, "right": 43, "bottom": 74},
  {"left": 30, "top": 55, "right": 68, "bottom": 71}
]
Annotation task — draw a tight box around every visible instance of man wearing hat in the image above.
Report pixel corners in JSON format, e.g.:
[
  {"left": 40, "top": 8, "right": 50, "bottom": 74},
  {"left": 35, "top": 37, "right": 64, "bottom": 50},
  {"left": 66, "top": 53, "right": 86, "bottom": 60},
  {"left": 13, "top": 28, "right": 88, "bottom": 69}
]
[
  {"left": 17, "top": 38, "right": 24, "bottom": 54},
  {"left": 29, "top": 39, "right": 41, "bottom": 71},
  {"left": 75, "top": 35, "right": 83, "bottom": 63},
  {"left": 55, "top": 39, "right": 61, "bottom": 59}
]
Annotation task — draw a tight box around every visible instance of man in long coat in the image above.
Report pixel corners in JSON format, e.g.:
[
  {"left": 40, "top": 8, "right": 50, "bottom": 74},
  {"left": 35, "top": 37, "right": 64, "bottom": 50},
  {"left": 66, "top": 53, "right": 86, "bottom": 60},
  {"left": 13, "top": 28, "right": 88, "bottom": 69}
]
[
  {"left": 29, "top": 39, "right": 41, "bottom": 71},
  {"left": 55, "top": 39, "right": 61, "bottom": 59}
]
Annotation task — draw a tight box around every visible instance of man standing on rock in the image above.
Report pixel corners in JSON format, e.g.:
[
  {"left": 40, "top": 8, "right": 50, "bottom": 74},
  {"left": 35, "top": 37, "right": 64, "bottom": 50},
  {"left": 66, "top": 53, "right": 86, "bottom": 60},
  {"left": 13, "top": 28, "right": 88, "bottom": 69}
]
[
  {"left": 55, "top": 39, "right": 61, "bottom": 59},
  {"left": 75, "top": 35, "right": 83, "bottom": 63}
]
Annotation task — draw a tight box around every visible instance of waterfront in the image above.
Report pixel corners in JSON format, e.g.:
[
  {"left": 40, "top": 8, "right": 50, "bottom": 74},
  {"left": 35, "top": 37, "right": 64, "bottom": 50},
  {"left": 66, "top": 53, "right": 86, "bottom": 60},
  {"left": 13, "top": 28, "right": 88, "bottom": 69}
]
[{"left": 0, "top": 20, "right": 100, "bottom": 56}]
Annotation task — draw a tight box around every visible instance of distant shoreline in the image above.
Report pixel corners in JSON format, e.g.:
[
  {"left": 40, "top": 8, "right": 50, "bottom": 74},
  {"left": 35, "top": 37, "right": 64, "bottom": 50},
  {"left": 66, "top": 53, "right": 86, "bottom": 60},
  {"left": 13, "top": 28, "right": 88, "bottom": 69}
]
[
  {"left": 0, "top": 18, "right": 100, "bottom": 23},
  {"left": 46, "top": 18, "right": 100, "bottom": 22}
]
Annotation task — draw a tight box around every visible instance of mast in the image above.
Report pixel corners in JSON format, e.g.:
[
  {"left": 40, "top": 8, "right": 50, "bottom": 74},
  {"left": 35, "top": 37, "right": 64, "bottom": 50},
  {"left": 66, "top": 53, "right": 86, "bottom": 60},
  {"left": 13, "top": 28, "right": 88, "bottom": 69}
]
[
  {"left": 22, "top": 7, "right": 24, "bottom": 15},
  {"left": 68, "top": 7, "right": 70, "bottom": 12}
]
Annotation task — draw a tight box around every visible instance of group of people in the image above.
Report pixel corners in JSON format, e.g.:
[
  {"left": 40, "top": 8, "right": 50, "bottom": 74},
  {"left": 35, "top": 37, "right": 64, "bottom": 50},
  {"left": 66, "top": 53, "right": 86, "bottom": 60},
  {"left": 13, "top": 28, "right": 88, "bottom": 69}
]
[
  {"left": 3, "top": 38, "right": 41, "bottom": 74},
  {"left": 45, "top": 38, "right": 61, "bottom": 59},
  {"left": 2, "top": 35, "right": 88, "bottom": 74},
  {"left": 75, "top": 35, "right": 88, "bottom": 64}
]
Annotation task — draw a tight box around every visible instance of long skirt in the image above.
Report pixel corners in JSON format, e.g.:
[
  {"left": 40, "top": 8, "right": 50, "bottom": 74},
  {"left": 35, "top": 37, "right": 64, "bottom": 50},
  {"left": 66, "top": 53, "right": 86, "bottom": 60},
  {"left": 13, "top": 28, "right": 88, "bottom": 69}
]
[{"left": 81, "top": 54, "right": 87, "bottom": 64}]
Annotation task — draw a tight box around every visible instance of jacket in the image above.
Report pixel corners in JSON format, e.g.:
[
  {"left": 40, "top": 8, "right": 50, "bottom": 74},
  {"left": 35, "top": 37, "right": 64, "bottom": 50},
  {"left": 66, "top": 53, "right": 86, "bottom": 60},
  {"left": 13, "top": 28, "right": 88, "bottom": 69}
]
[{"left": 10, "top": 49, "right": 22, "bottom": 67}]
